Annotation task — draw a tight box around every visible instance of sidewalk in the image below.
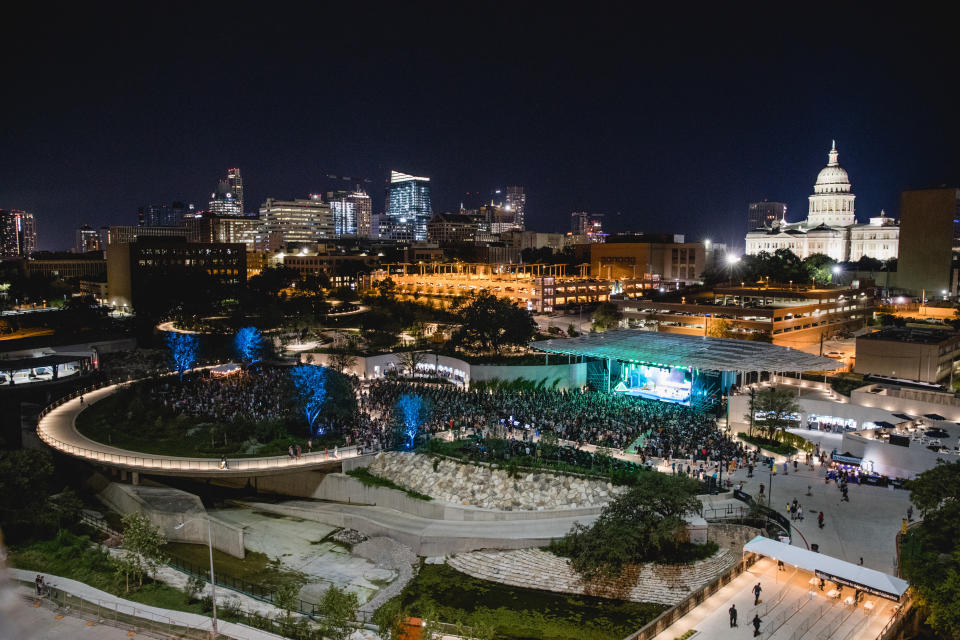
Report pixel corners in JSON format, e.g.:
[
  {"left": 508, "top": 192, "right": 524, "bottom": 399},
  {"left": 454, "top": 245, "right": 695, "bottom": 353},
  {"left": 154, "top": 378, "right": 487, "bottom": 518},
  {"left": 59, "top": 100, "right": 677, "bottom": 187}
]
[{"left": 5, "top": 568, "right": 285, "bottom": 640}]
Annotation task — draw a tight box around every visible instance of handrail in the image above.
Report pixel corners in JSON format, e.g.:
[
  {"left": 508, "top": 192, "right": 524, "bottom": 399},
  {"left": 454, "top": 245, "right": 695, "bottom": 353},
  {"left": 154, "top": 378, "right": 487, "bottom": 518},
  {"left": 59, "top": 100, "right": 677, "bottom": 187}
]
[
  {"left": 622, "top": 554, "right": 757, "bottom": 640},
  {"left": 35, "top": 377, "right": 366, "bottom": 473}
]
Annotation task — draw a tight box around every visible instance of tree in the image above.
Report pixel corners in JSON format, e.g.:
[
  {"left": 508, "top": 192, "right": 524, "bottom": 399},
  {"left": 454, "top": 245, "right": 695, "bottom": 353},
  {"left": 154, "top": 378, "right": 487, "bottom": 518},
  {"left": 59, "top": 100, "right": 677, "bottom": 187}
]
[
  {"left": 371, "top": 599, "right": 408, "bottom": 640},
  {"left": 549, "top": 472, "right": 703, "bottom": 578},
  {"left": 48, "top": 488, "right": 84, "bottom": 532},
  {"left": 395, "top": 393, "right": 429, "bottom": 449},
  {"left": 705, "top": 317, "right": 733, "bottom": 338},
  {"left": 116, "top": 513, "right": 167, "bottom": 593},
  {"left": 375, "top": 277, "right": 397, "bottom": 300},
  {"left": 802, "top": 253, "right": 836, "bottom": 284},
  {"left": 290, "top": 365, "right": 328, "bottom": 434},
  {"left": 452, "top": 290, "right": 537, "bottom": 354},
  {"left": 902, "top": 461, "right": 960, "bottom": 638},
  {"left": 166, "top": 332, "right": 199, "bottom": 381},
  {"left": 397, "top": 350, "right": 427, "bottom": 378},
  {"left": 316, "top": 585, "right": 359, "bottom": 640},
  {"left": 0, "top": 448, "right": 55, "bottom": 541},
  {"left": 234, "top": 326, "right": 263, "bottom": 365},
  {"left": 749, "top": 388, "right": 800, "bottom": 439},
  {"left": 591, "top": 302, "right": 622, "bottom": 331},
  {"left": 327, "top": 335, "right": 360, "bottom": 373}
]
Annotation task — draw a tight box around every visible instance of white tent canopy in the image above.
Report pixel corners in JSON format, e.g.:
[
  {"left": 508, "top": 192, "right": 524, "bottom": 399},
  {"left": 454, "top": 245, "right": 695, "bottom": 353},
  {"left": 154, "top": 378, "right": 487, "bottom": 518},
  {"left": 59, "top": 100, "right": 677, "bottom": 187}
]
[{"left": 743, "top": 536, "right": 909, "bottom": 601}]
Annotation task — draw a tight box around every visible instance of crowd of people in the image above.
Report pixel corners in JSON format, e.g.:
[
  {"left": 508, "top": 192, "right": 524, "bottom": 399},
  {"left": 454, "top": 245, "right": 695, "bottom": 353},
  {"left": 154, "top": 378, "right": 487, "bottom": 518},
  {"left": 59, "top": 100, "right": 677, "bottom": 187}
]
[
  {"left": 152, "top": 367, "right": 293, "bottom": 424},
  {"left": 145, "top": 367, "right": 746, "bottom": 471},
  {"left": 363, "top": 380, "right": 741, "bottom": 467}
]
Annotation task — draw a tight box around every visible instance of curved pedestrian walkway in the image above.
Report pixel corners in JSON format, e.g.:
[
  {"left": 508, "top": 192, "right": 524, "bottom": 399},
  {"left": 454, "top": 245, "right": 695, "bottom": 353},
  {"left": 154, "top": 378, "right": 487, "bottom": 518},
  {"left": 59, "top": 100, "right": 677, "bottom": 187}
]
[{"left": 36, "top": 383, "right": 364, "bottom": 478}]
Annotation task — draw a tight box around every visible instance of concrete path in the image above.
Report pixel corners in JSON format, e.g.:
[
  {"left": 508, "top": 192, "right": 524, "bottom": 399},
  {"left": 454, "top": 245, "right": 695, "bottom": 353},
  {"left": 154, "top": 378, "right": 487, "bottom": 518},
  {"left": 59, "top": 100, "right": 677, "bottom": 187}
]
[
  {"left": 650, "top": 558, "right": 897, "bottom": 640},
  {"left": 5, "top": 568, "right": 285, "bottom": 640},
  {"left": 2, "top": 587, "right": 138, "bottom": 640},
  {"left": 722, "top": 458, "right": 910, "bottom": 574},
  {"left": 238, "top": 499, "right": 597, "bottom": 555},
  {"left": 36, "top": 384, "right": 365, "bottom": 477}
]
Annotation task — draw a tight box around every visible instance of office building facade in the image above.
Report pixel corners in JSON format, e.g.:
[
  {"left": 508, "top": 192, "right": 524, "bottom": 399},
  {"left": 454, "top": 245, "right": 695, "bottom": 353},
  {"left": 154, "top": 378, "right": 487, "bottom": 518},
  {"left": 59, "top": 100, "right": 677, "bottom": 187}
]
[
  {"left": 260, "top": 196, "right": 334, "bottom": 247},
  {"left": 0, "top": 209, "right": 37, "bottom": 257},
  {"left": 75, "top": 225, "right": 101, "bottom": 253},
  {"left": 747, "top": 201, "right": 787, "bottom": 231},
  {"left": 383, "top": 170, "right": 432, "bottom": 242},
  {"left": 897, "top": 187, "right": 960, "bottom": 296},
  {"left": 505, "top": 186, "right": 526, "bottom": 230},
  {"left": 209, "top": 168, "right": 244, "bottom": 217},
  {"left": 327, "top": 189, "right": 372, "bottom": 238}
]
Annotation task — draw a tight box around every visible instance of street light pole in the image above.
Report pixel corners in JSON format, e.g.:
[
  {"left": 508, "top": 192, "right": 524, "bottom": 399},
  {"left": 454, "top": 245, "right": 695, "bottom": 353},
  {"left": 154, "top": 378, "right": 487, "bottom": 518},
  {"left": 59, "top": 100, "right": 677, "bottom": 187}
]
[{"left": 176, "top": 518, "right": 218, "bottom": 639}]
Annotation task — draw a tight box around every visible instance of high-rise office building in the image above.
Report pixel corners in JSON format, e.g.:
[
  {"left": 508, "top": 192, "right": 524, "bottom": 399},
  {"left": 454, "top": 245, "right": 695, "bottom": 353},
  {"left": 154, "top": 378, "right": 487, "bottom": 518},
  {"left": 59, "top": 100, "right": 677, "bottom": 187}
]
[
  {"left": 897, "top": 187, "right": 960, "bottom": 296},
  {"left": 75, "top": 224, "right": 101, "bottom": 253},
  {"left": 327, "top": 189, "right": 372, "bottom": 238},
  {"left": 209, "top": 168, "right": 244, "bottom": 217},
  {"left": 0, "top": 209, "right": 37, "bottom": 257},
  {"left": 383, "top": 170, "right": 432, "bottom": 242},
  {"left": 747, "top": 200, "right": 787, "bottom": 231},
  {"left": 260, "top": 195, "right": 334, "bottom": 248},
  {"left": 505, "top": 186, "right": 526, "bottom": 230},
  {"left": 138, "top": 202, "right": 192, "bottom": 226},
  {"left": 570, "top": 212, "right": 605, "bottom": 242},
  {"left": 98, "top": 226, "right": 112, "bottom": 250}
]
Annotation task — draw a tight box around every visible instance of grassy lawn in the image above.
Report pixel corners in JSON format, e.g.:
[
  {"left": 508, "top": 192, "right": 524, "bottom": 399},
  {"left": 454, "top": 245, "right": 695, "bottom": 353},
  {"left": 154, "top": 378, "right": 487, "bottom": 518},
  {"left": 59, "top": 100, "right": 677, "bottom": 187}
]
[
  {"left": 345, "top": 467, "right": 433, "bottom": 500},
  {"left": 10, "top": 531, "right": 207, "bottom": 615},
  {"left": 163, "top": 542, "right": 305, "bottom": 595},
  {"left": 387, "top": 563, "right": 666, "bottom": 640}
]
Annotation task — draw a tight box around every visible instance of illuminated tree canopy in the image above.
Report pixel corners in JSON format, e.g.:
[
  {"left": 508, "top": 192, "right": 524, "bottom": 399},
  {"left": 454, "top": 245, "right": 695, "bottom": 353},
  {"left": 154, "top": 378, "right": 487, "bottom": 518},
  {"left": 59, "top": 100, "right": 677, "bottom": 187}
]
[
  {"left": 395, "top": 393, "right": 430, "bottom": 449},
  {"left": 290, "top": 364, "right": 328, "bottom": 433},
  {"left": 166, "top": 333, "right": 199, "bottom": 381},
  {"left": 234, "top": 326, "right": 263, "bottom": 365}
]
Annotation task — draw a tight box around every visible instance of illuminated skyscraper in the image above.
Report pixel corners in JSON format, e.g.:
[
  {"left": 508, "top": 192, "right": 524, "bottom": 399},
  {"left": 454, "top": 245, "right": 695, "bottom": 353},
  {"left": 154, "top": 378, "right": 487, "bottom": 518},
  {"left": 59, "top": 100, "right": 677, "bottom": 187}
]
[
  {"left": 746, "top": 200, "right": 786, "bottom": 231},
  {"left": 0, "top": 209, "right": 37, "bottom": 257},
  {"left": 75, "top": 224, "right": 101, "bottom": 253},
  {"left": 505, "top": 185, "right": 526, "bottom": 230},
  {"left": 260, "top": 195, "right": 333, "bottom": 247},
  {"left": 383, "top": 170, "right": 432, "bottom": 241},
  {"left": 327, "top": 189, "right": 372, "bottom": 238},
  {"left": 210, "top": 168, "right": 244, "bottom": 217}
]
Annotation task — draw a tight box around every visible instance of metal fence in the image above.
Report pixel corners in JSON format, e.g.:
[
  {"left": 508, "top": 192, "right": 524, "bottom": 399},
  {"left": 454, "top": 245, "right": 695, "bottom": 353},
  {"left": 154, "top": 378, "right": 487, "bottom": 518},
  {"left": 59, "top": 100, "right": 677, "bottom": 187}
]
[
  {"left": 166, "top": 553, "right": 321, "bottom": 619},
  {"left": 23, "top": 581, "right": 211, "bottom": 639}
]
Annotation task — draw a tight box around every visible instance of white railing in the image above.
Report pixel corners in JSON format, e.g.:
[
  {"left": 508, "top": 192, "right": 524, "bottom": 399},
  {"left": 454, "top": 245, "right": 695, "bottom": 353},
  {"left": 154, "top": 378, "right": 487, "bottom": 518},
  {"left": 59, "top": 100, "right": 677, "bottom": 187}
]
[{"left": 36, "top": 379, "right": 364, "bottom": 473}]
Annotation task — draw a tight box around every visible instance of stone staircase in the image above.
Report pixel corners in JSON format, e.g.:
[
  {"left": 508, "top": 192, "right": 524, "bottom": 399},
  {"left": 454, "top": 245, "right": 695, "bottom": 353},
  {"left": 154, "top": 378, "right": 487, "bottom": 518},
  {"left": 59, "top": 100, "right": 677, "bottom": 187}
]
[{"left": 446, "top": 547, "right": 738, "bottom": 606}]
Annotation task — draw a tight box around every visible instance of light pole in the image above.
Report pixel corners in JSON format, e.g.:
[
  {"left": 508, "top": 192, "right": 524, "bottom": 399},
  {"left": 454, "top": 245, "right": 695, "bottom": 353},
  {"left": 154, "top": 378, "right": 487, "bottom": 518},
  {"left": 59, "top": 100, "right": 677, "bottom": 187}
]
[{"left": 175, "top": 518, "right": 218, "bottom": 639}]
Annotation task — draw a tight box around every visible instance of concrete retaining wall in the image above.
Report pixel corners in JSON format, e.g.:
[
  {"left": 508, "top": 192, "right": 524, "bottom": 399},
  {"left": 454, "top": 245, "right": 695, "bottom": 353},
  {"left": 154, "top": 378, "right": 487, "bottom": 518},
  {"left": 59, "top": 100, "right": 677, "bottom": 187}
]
[
  {"left": 97, "top": 483, "right": 245, "bottom": 559},
  {"left": 313, "top": 473, "right": 605, "bottom": 522}
]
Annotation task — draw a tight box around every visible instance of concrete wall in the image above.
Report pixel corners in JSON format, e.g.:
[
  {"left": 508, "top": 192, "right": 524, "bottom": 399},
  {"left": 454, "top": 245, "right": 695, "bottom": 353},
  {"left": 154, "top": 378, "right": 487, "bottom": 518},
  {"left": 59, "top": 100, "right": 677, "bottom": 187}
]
[
  {"left": 299, "top": 351, "right": 587, "bottom": 390},
  {"left": 851, "top": 385, "right": 960, "bottom": 422},
  {"left": 729, "top": 392, "right": 903, "bottom": 432},
  {"left": 97, "top": 483, "right": 245, "bottom": 558},
  {"left": 840, "top": 432, "right": 955, "bottom": 479}
]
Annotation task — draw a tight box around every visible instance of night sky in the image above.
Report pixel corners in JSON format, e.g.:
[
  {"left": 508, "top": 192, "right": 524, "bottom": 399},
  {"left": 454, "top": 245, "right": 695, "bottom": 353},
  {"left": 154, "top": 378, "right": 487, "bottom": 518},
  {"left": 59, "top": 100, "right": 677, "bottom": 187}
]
[{"left": 3, "top": 4, "right": 958, "bottom": 252}]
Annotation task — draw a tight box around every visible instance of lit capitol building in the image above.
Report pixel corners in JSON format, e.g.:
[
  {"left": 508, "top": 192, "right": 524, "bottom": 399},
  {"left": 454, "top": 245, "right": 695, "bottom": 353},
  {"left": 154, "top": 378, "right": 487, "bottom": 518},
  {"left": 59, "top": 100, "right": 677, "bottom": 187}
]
[{"left": 745, "top": 142, "right": 899, "bottom": 262}]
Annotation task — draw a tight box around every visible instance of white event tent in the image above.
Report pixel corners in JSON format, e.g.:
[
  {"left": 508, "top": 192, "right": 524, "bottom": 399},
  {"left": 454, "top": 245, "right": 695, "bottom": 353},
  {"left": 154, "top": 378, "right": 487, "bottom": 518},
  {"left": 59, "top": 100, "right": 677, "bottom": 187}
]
[{"left": 743, "top": 536, "right": 909, "bottom": 601}]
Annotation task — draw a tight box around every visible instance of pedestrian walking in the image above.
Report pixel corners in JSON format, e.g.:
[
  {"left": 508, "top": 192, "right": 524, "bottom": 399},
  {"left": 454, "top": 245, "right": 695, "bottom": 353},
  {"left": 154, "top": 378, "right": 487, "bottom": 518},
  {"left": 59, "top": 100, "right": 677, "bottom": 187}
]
[
  {"left": 288, "top": 445, "right": 295, "bottom": 459},
  {"left": 759, "top": 483, "right": 765, "bottom": 497},
  {"left": 752, "top": 614, "right": 762, "bottom": 636},
  {"left": 818, "top": 511, "right": 825, "bottom": 529},
  {"left": 753, "top": 582, "right": 762, "bottom": 605},
  {"left": 907, "top": 506, "right": 913, "bottom": 522},
  {"left": 295, "top": 444, "right": 302, "bottom": 459},
  {"left": 307, "top": 438, "right": 312, "bottom": 453},
  {"left": 729, "top": 604, "right": 738, "bottom": 627},
  {"left": 34, "top": 574, "right": 42, "bottom": 596},
  {"left": 797, "top": 505, "right": 803, "bottom": 521}
]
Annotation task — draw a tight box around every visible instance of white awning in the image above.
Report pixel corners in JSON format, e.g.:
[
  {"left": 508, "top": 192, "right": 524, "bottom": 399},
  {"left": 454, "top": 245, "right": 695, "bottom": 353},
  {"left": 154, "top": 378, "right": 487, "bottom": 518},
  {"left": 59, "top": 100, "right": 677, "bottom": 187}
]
[{"left": 743, "top": 536, "right": 909, "bottom": 601}]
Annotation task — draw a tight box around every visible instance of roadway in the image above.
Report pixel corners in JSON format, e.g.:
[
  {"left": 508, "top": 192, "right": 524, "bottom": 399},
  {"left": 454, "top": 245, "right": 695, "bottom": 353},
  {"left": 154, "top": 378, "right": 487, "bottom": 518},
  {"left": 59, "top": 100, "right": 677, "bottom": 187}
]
[{"left": 36, "top": 383, "right": 364, "bottom": 478}]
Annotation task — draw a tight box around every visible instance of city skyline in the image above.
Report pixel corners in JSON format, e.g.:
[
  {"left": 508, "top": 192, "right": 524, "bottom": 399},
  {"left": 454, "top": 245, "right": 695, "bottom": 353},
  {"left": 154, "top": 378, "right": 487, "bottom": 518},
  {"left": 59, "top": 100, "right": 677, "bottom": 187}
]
[{"left": 2, "top": 6, "right": 958, "bottom": 252}]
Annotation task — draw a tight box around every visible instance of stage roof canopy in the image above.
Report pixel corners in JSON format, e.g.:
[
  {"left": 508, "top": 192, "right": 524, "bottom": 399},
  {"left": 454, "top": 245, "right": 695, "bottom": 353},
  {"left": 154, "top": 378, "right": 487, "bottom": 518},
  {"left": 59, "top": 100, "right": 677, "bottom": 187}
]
[{"left": 531, "top": 330, "right": 839, "bottom": 372}]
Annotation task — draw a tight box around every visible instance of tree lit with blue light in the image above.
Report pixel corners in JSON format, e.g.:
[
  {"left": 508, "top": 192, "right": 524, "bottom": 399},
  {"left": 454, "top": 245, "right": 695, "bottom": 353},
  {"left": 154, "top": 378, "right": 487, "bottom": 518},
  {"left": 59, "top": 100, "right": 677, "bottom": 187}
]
[
  {"left": 290, "top": 364, "right": 327, "bottom": 434},
  {"left": 234, "top": 326, "right": 263, "bottom": 365},
  {"left": 166, "top": 333, "right": 199, "bottom": 381},
  {"left": 395, "top": 393, "right": 428, "bottom": 450}
]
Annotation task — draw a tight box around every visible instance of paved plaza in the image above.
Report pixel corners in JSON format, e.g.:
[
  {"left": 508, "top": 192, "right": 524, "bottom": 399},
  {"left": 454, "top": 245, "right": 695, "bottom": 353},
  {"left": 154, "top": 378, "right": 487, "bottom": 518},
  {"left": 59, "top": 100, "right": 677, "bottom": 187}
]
[{"left": 652, "top": 557, "right": 900, "bottom": 640}]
